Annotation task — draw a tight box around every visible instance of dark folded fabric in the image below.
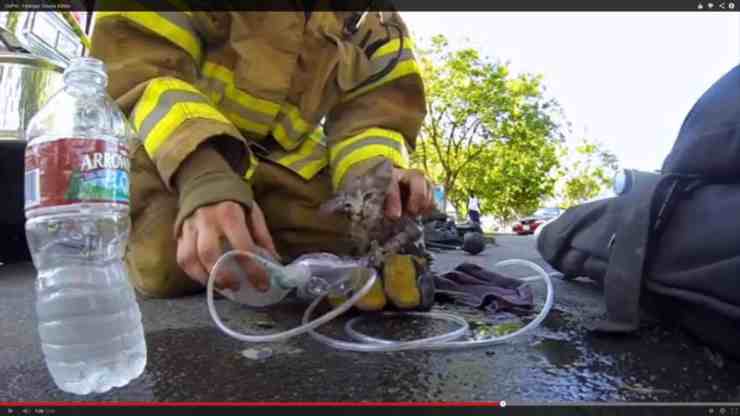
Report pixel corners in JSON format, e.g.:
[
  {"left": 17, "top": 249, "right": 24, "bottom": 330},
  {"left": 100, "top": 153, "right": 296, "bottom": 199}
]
[{"left": 434, "top": 263, "right": 534, "bottom": 315}]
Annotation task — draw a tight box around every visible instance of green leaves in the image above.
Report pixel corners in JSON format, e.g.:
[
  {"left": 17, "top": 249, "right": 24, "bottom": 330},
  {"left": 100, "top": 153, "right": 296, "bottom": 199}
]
[
  {"left": 413, "top": 35, "right": 619, "bottom": 222},
  {"left": 556, "top": 137, "right": 619, "bottom": 208},
  {"left": 413, "top": 35, "right": 563, "bottom": 223}
]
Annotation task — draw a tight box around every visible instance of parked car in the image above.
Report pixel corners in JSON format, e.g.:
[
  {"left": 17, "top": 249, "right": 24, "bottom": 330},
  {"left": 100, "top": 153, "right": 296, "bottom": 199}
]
[{"left": 512, "top": 207, "right": 563, "bottom": 235}]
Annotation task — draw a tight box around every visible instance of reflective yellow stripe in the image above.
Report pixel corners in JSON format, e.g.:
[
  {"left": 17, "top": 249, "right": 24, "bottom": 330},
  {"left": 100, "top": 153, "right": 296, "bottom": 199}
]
[
  {"left": 96, "top": 11, "right": 202, "bottom": 62},
  {"left": 227, "top": 111, "right": 271, "bottom": 136},
  {"left": 332, "top": 144, "right": 408, "bottom": 190},
  {"left": 272, "top": 103, "right": 314, "bottom": 151},
  {"left": 371, "top": 36, "right": 415, "bottom": 59},
  {"left": 283, "top": 104, "right": 312, "bottom": 134},
  {"left": 134, "top": 78, "right": 230, "bottom": 156},
  {"left": 133, "top": 78, "right": 202, "bottom": 130},
  {"left": 344, "top": 57, "right": 420, "bottom": 102},
  {"left": 330, "top": 128, "right": 409, "bottom": 189},
  {"left": 144, "top": 102, "right": 230, "bottom": 156},
  {"left": 202, "top": 62, "right": 280, "bottom": 116},
  {"left": 309, "top": 128, "right": 326, "bottom": 144},
  {"left": 330, "top": 128, "right": 405, "bottom": 160},
  {"left": 229, "top": 89, "right": 280, "bottom": 120},
  {"left": 244, "top": 152, "right": 259, "bottom": 180},
  {"left": 277, "top": 135, "right": 319, "bottom": 166},
  {"left": 272, "top": 125, "right": 295, "bottom": 150},
  {"left": 295, "top": 156, "right": 327, "bottom": 179},
  {"left": 273, "top": 128, "right": 328, "bottom": 179},
  {"left": 137, "top": 90, "right": 209, "bottom": 140},
  {"left": 201, "top": 62, "right": 281, "bottom": 137},
  {"left": 276, "top": 147, "right": 311, "bottom": 167},
  {"left": 299, "top": 132, "right": 330, "bottom": 179},
  {"left": 202, "top": 62, "right": 234, "bottom": 85}
]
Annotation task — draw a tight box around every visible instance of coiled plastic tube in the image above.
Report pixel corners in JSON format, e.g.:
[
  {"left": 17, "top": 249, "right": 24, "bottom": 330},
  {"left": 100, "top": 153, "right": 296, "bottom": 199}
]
[
  {"left": 303, "top": 259, "right": 554, "bottom": 352},
  {"left": 345, "top": 311, "right": 470, "bottom": 345},
  {"left": 207, "top": 250, "right": 553, "bottom": 351},
  {"left": 207, "top": 251, "right": 378, "bottom": 343}
]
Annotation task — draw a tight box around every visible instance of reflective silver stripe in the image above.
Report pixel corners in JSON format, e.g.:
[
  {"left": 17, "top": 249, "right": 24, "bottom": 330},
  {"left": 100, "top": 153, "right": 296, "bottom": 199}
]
[
  {"left": 271, "top": 134, "right": 329, "bottom": 179},
  {"left": 369, "top": 48, "right": 414, "bottom": 74},
  {"left": 137, "top": 90, "right": 208, "bottom": 142},
  {"left": 158, "top": 12, "right": 197, "bottom": 35},
  {"left": 290, "top": 141, "right": 328, "bottom": 173},
  {"left": 273, "top": 111, "right": 311, "bottom": 148},
  {"left": 201, "top": 74, "right": 226, "bottom": 97},
  {"left": 220, "top": 95, "right": 276, "bottom": 126},
  {"left": 329, "top": 136, "right": 404, "bottom": 165},
  {"left": 200, "top": 76, "right": 276, "bottom": 126}
]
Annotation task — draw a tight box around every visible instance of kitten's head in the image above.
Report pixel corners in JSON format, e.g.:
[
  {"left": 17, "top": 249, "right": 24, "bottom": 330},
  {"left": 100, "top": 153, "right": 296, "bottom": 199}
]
[{"left": 320, "top": 159, "right": 393, "bottom": 226}]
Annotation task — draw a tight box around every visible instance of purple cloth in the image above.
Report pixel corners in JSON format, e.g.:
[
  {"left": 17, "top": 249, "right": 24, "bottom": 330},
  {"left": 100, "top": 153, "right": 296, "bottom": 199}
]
[{"left": 434, "top": 263, "right": 535, "bottom": 315}]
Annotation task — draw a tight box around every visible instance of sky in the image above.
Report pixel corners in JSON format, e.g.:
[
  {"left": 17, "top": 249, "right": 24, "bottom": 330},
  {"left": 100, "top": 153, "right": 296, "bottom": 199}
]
[{"left": 403, "top": 12, "right": 740, "bottom": 172}]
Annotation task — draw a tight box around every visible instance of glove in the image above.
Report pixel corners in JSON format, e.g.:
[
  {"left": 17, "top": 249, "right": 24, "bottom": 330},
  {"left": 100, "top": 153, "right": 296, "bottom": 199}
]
[{"left": 329, "top": 254, "right": 435, "bottom": 311}]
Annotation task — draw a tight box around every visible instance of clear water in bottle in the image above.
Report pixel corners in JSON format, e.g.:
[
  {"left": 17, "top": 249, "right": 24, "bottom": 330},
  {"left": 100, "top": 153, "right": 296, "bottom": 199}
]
[{"left": 24, "top": 57, "right": 146, "bottom": 395}]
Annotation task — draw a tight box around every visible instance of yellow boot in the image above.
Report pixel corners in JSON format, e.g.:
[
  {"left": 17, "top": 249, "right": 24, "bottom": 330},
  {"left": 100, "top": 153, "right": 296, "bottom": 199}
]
[
  {"left": 383, "top": 255, "right": 421, "bottom": 309},
  {"left": 328, "top": 267, "right": 387, "bottom": 311}
]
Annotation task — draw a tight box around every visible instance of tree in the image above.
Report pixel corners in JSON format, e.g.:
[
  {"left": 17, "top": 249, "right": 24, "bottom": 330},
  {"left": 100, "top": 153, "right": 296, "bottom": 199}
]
[
  {"left": 555, "top": 138, "right": 619, "bottom": 208},
  {"left": 413, "top": 35, "right": 564, "bottom": 223}
]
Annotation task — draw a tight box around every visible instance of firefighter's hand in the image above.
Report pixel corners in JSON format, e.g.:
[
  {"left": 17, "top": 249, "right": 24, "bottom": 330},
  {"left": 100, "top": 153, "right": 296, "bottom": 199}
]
[
  {"left": 176, "top": 200, "right": 279, "bottom": 292},
  {"left": 384, "top": 168, "right": 435, "bottom": 220}
]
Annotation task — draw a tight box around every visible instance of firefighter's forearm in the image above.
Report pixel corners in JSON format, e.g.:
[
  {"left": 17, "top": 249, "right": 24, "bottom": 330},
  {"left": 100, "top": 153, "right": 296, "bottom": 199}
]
[{"left": 173, "top": 143, "right": 254, "bottom": 237}]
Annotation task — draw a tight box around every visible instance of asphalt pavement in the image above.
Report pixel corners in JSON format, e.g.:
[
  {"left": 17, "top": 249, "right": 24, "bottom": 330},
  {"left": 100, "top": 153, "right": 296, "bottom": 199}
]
[{"left": 2, "top": 235, "right": 739, "bottom": 403}]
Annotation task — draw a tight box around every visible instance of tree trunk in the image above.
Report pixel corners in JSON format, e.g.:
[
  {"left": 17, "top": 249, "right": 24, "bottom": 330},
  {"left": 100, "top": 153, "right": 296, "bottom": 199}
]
[{"left": 443, "top": 175, "right": 459, "bottom": 219}]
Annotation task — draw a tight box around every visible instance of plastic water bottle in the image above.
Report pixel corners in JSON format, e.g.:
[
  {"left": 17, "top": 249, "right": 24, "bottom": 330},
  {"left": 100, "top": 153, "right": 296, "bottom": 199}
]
[{"left": 23, "top": 57, "right": 146, "bottom": 395}]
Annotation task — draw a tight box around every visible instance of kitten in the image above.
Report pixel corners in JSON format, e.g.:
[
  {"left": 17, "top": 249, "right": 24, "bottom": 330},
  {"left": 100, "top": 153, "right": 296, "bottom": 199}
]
[{"left": 320, "top": 159, "right": 425, "bottom": 267}]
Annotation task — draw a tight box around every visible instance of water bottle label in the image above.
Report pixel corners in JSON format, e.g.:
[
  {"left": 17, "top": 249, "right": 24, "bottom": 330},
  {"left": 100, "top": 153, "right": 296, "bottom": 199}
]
[{"left": 24, "top": 137, "right": 130, "bottom": 210}]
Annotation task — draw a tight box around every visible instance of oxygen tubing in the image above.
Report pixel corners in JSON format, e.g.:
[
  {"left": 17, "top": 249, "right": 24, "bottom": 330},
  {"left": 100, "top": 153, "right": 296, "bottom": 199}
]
[
  {"left": 206, "top": 251, "right": 378, "bottom": 343},
  {"left": 304, "top": 259, "right": 554, "bottom": 352},
  {"left": 207, "top": 252, "right": 554, "bottom": 350}
]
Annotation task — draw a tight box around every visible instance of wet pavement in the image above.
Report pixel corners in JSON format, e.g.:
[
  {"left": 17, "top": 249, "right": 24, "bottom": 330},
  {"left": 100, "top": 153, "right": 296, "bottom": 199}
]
[{"left": 2, "top": 235, "right": 739, "bottom": 403}]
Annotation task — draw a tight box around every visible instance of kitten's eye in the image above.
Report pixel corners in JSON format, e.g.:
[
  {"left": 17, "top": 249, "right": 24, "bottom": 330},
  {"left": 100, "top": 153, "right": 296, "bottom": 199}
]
[
  {"left": 363, "top": 193, "right": 375, "bottom": 202},
  {"left": 343, "top": 203, "right": 352, "bottom": 211}
]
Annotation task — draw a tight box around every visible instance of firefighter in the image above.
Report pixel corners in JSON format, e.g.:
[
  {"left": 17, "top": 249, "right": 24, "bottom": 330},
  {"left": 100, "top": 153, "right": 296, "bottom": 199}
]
[{"left": 90, "top": 6, "right": 434, "bottom": 310}]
